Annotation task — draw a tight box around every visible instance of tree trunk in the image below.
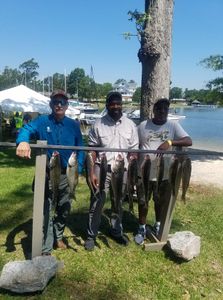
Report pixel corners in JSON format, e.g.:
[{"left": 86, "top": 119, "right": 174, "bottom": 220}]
[{"left": 139, "top": 0, "right": 174, "bottom": 120}]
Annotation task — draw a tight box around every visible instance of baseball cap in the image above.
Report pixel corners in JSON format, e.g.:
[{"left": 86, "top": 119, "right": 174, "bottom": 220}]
[
  {"left": 154, "top": 98, "right": 170, "bottom": 107},
  {"left": 50, "top": 89, "right": 68, "bottom": 101}
]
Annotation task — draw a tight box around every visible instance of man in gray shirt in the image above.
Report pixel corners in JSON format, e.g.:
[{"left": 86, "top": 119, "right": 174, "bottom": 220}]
[
  {"left": 135, "top": 98, "right": 192, "bottom": 245},
  {"left": 85, "top": 91, "right": 139, "bottom": 251}
]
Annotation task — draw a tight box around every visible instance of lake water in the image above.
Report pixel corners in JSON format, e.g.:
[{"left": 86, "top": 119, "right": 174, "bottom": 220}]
[{"left": 175, "top": 107, "right": 223, "bottom": 152}]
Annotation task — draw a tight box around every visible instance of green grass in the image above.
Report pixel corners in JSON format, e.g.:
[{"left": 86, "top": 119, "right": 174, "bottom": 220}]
[{"left": 1, "top": 149, "right": 223, "bottom": 299}]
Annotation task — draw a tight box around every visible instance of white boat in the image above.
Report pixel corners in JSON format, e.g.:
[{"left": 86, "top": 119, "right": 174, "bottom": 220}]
[
  {"left": 127, "top": 109, "right": 186, "bottom": 123},
  {"left": 168, "top": 113, "right": 186, "bottom": 121},
  {"left": 66, "top": 106, "right": 81, "bottom": 120},
  {"left": 69, "top": 100, "right": 98, "bottom": 114},
  {"left": 80, "top": 108, "right": 186, "bottom": 126}
]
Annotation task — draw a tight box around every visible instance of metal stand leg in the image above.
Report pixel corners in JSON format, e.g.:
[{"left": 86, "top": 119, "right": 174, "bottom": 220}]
[
  {"left": 32, "top": 141, "right": 47, "bottom": 258},
  {"left": 144, "top": 182, "right": 176, "bottom": 251}
]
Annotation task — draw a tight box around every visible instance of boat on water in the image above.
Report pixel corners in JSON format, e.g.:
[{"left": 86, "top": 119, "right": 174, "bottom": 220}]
[
  {"left": 126, "top": 109, "right": 185, "bottom": 124},
  {"left": 67, "top": 99, "right": 99, "bottom": 122},
  {"left": 69, "top": 100, "right": 98, "bottom": 114},
  {"left": 80, "top": 108, "right": 186, "bottom": 126}
]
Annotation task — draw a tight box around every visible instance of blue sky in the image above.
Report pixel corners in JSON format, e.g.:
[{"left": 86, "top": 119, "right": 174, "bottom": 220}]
[{"left": 0, "top": 0, "right": 222, "bottom": 90}]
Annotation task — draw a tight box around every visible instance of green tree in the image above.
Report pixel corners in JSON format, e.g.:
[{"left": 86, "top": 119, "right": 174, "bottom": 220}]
[
  {"left": 114, "top": 79, "right": 127, "bottom": 85},
  {"left": 206, "top": 77, "right": 223, "bottom": 93},
  {"left": 0, "top": 67, "right": 22, "bottom": 90},
  {"left": 200, "top": 55, "right": 223, "bottom": 93},
  {"left": 67, "top": 68, "right": 86, "bottom": 97},
  {"left": 132, "top": 87, "right": 141, "bottom": 103},
  {"left": 170, "top": 87, "right": 183, "bottom": 99},
  {"left": 96, "top": 82, "right": 113, "bottom": 99},
  {"left": 52, "top": 73, "right": 65, "bottom": 90},
  {"left": 200, "top": 55, "right": 223, "bottom": 71},
  {"left": 19, "top": 58, "right": 39, "bottom": 87}
]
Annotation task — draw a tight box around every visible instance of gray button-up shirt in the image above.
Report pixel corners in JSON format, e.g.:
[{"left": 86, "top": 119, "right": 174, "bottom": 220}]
[{"left": 88, "top": 114, "right": 139, "bottom": 168}]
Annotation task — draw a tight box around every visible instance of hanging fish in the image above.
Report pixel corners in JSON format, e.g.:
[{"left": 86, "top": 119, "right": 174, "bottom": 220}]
[
  {"left": 49, "top": 151, "right": 61, "bottom": 208},
  {"left": 66, "top": 152, "right": 79, "bottom": 199},
  {"left": 156, "top": 155, "right": 164, "bottom": 194},
  {"left": 111, "top": 154, "right": 125, "bottom": 213},
  {"left": 85, "top": 151, "right": 96, "bottom": 194},
  {"left": 141, "top": 154, "right": 151, "bottom": 203},
  {"left": 181, "top": 156, "right": 192, "bottom": 203},
  {"left": 127, "top": 156, "right": 138, "bottom": 213},
  {"left": 99, "top": 153, "right": 108, "bottom": 193}
]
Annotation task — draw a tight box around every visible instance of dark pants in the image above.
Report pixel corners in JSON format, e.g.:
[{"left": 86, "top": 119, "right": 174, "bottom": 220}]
[
  {"left": 137, "top": 179, "right": 171, "bottom": 224},
  {"left": 42, "top": 174, "right": 72, "bottom": 254},
  {"left": 87, "top": 164, "right": 127, "bottom": 239}
]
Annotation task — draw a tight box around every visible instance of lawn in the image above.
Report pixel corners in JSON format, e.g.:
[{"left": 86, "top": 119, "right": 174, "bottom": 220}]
[{"left": 0, "top": 148, "right": 223, "bottom": 299}]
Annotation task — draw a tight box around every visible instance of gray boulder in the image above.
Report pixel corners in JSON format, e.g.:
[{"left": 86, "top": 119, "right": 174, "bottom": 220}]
[
  {"left": 167, "top": 231, "right": 200, "bottom": 261},
  {"left": 0, "top": 256, "right": 59, "bottom": 293}
]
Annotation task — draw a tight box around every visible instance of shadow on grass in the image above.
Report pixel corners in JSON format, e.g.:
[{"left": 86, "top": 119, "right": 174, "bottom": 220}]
[
  {"left": 0, "top": 183, "right": 33, "bottom": 231},
  {"left": 163, "top": 244, "right": 188, "bottom": 265},
  {"left": 49, "top": 276, "right": 142, "bottom": 300},
  {"left": 67, "top": 204, "right": 139, "bottom": 249},
  {"left": 3, "top": 219, "right": 32, "bottom": 260},
  {"left": 0, "top": 288, "right": 42, "bottom": 298}
]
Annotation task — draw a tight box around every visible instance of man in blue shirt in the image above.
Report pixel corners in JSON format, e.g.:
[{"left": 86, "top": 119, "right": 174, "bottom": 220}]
[{"left": 16, "top": 89, "right": 84, "bottom": 255}]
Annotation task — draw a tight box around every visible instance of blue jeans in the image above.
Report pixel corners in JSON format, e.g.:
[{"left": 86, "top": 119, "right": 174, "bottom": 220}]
[{"left": 42, "top": 174, "right": 72, "bottom": 253}]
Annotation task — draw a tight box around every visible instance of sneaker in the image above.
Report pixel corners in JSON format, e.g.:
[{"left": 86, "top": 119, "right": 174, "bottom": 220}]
[
  {"left": 152, "top": 222, "right": 160, "bottom": 236},
  {"left": 111, "top": 234, "right": 129, "bottom": 246},
  {"left": 134, "top": 227, "right": 146, "bottom": 245},
  {"left": 84, "top": 237, "right": 95, "bottom": 251}
]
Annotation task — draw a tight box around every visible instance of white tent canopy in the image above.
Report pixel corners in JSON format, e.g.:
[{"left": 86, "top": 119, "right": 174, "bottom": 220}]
[{"left": 0, "top": 85, "right": 51, "bottom": 114}]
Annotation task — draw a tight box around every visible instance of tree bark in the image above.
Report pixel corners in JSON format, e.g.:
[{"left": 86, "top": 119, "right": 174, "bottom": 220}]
[{"left": 139, "top": 0, "right": 174, "bottom": 120}]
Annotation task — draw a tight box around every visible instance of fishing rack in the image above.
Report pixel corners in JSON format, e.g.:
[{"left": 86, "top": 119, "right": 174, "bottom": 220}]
[{"left": 1, "top": 141, "right": 223, "bottom": 256}]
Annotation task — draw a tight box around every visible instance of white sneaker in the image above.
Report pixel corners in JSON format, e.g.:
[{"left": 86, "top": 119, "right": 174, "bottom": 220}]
[
  {"left": 134, "top": 228, "right": 146, "bottom": 245},
  {"left": 153, "top": 222, "right": 160, "bottom": 236}
]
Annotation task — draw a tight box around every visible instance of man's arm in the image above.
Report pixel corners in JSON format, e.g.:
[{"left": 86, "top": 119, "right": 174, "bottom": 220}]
[
  {"left": 157, "top": 136, "right": 192, "bottom": 151},
  {"left": 74, "top": 123, "right": 85, "bottom": 174},
  {"left": 16, "top": 119, "right": 39, "bottom": 159},
  {"left": 128, "top": 122, "right": 139, "bottom": 160}
]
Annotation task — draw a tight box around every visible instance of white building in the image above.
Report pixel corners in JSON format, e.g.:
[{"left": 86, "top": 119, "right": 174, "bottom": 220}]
[{"left": 113, "top": 80, "right": 137, "bottom": 102}]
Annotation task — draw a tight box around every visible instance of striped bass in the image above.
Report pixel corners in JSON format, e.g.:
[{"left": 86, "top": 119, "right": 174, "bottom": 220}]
[
  {"left": 111, "top": 154, "right": 125, "bottom": 212},
  {"left": 99, "top": 153, "right": 108, "bottom": 193},
  {"left": 181, "top": 156, "right": 192, "bottom": 203},
  {"left": 66, "top": 152, "right": 79, "bottom": 199},
  {"left": 127, "top": 157, "right": 138, "bottom": 212},
  {"left": 141, "top": 155, "right": 151, "bottom": 202},
  {"left": 85, "top": 151, "right": 96, "bottom": 193},
  {"left": 49, "top": 151, "right": 61, "bottom": 207},
  {"left": 156, "top": 156, "right": 164, "bottom": 194}
]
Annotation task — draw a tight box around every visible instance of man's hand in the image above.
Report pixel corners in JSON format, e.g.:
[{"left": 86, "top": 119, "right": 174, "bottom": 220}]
[
  {"left": 157, "top": 140, "right": 171, "bottom": 151},
  {"left": 16, "top": 142, "right": 31, "bottom": 159},
  {"left": 156, "top": 140, "right": 172, "bottom": 156},
  {"left": 90, "top": 172, "right": 99, "bottom": 190},
  {"left": 128, "top": 152, "right": 138, "bottom": 161}
]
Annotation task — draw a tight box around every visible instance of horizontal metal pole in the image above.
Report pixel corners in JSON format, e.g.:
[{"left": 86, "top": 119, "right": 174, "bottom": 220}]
[{"left": 0, "top": 141, "right": 223, "bottom": 156}]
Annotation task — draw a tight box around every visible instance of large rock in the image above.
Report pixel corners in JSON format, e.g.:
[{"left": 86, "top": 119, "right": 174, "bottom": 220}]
[
  {"left": 0, "top": 256, "right": 59, "bottom": 293},
  {"left": 167, "top": 231, "right": 200, "bottom": 261}
]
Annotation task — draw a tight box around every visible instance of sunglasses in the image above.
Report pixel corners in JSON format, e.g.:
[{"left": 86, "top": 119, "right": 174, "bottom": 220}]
[{"left": 52, "top": 99, "right": 68, "bottom": 106}]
